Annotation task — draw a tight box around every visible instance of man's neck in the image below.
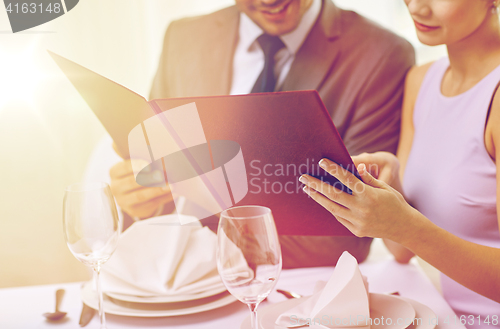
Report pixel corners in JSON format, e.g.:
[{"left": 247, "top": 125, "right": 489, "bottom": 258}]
[
  {"left": 238, "top": 0, "right": 322, "bottom": 54},
  {"left": 280, "top": 0, "right": 322, "bottom": 54}
]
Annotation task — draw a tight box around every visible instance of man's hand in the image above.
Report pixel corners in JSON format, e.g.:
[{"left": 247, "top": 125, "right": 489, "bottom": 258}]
[{"left": 109, "top": 159, "right": 174, "bottom": 219}]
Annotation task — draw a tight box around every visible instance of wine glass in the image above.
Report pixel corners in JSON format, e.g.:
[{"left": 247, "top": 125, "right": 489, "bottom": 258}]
[
  {"left": 216, "top": 206, "right": 282, "bottom": 329},
  {"left": 62, "top": 182, "right": 121, "bottom": 329}
]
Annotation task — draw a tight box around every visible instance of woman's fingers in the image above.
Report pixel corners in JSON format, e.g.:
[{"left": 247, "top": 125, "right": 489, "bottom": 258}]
[
  {"left": 318, "top": 158, "right": 364, "bottom": 193},
  {"left": 302, "top": 186, "right": 362, "bottom": 235},
  {"left": 350, "top": 152, "right": 401, "bottom": 185},
  {"left": 300, "top": 158, "right": 407, "bottom": 240},
  {"left": 376, "top": 166, "right": 394, "bottom": 184},
  {"left": 357, "top": 163, "right": 385, "bottom": 188},
  {"left": 299, "top": 174, "right": 353, "bottom": 207},
  {"left": 302, "top": 186, "right": 351, "bottom": 219},
  {"left": 351, "top": 152, "right": 371, "bottom": 168}
]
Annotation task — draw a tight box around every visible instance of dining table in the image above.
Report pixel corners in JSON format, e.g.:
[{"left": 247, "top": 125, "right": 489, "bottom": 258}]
[{"left": 0, "top": 258, "right": 466, "bottom": 329}]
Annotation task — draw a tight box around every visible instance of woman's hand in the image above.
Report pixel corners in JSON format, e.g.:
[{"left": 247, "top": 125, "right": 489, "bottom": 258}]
[
  {"left": 351, "top": 152, "right": 401, "bottom": 190},
  {"left": 351, "top": 152, "right": 414, "bottom": 261},
  {"left": 300, "top": 158, "right": 420, "bottom": 242}
]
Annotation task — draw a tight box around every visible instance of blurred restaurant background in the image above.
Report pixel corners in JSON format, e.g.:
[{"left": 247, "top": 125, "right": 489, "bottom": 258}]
[{"left": 0, "top": 0, "right": 446, "bottom": 288}]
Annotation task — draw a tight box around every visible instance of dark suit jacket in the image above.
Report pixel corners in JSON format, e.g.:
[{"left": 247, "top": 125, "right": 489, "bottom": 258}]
[{"left": 149, "top": 0, "right": 415, "bottom": 268}]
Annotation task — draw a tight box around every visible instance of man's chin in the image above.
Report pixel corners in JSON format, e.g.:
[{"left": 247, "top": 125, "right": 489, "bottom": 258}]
[{"left": 258, "top": 21, "right": 298, "bottom": 36}]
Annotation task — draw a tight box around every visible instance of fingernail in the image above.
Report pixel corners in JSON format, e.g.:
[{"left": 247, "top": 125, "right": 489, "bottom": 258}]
[
  {"left": 299, "top": 175, "right": 308, "bottom": 184},
  {"left": 319, "top": 159, "right": 327, "bottom": 168},
  {"left": 302, "top": 186, "right": 309, "bottom": 193}
]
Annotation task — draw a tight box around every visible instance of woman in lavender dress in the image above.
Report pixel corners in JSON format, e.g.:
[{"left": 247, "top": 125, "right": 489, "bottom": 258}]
[{"left": 300, "top": 0, "right": 500, "bottom": 326}]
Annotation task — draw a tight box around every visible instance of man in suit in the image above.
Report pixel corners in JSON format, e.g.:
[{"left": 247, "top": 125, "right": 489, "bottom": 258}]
[{"left": 109, "top": 0, "right": 415, "bottom": 268}]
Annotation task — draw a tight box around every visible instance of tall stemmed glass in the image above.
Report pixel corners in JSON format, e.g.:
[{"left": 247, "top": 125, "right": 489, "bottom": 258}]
[
  {"left": 63, "top": 182, "right": 121, "bottom": 329},
  {"left": 217, "top": 206, "right": 282, "bottom": 329}
]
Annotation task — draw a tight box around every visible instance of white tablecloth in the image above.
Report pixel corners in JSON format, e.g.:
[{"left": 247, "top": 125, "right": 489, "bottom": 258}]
[{"left": 0, "top": 260, "right": 465, "bottom": 329}]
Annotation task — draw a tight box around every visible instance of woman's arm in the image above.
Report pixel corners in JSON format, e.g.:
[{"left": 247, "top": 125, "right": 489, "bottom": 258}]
[
  {"left": 382, "top": 63, "right": 432, "bottom": 262},
  {"left": 485, "top": 74, "right": 500, "bottom": 243},
  {"left": 399, "top": 210, "right": 500, "bottom": 303},
  {"left": 385, "top": 70, "right": 500, "bottom": 295},
  {"left": 300, "top": 64, "right": 500, "bottom": 302},
  {"left": 301, "top": 156, "right": 500, "bottom": 302}
]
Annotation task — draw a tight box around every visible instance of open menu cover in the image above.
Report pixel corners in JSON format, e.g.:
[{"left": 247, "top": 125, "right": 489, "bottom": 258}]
[{"left": 48, "top": 50, "right": 358, "bottom": 236}]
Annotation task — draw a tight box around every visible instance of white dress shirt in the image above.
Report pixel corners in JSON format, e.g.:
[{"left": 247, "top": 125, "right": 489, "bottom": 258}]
[{"left": 230, "top": 0, "right": 322, "bottom": 95}]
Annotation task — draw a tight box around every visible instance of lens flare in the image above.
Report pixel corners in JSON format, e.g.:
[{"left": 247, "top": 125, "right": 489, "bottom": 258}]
[{"left": 0, "top": 41, "right": 45, "bottom": 109}]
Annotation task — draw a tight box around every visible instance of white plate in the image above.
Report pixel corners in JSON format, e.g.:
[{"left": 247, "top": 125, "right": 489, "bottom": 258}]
[
  {"left": 81, "top": 282, "right": 237, "bottom": 317},
  {"left": 369, "top": 293, "right": 416, "bottom": 329},
  {"left": 105, "top": 283, "right": 227, "bottom": 303},
  {"left": 241, "top": 293, "right": 417, "bottom": 329},
  {"left": 399, "top": 297, "right": 437, "bottom": 329}
]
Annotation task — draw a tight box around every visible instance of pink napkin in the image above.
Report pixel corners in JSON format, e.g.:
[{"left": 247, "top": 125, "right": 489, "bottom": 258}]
[{"left": 276, "top": 251, "right": 370, "bottom": 328}]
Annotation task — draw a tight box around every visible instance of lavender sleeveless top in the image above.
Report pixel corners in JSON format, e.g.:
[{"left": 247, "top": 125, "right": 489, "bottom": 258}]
[{"left": 403, "top": 57, "right": 500, "bottom": 327}]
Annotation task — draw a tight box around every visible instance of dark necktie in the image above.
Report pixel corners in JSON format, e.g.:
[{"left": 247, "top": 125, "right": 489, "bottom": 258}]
[{"left": 251, "top": 34, "right": 286, "bottom": 93}]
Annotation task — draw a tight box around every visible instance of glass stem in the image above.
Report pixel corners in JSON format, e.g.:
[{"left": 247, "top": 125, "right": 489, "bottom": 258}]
[
  {"left": 94, "top": 264, "right": 106, "bottom": 329},
  {"left": 248, "top": 302, "right": 259, "bottom": 329}
]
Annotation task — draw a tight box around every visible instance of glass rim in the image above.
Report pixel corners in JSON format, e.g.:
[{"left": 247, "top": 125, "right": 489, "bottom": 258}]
[
  {"left": 65, "top": 182, "right": 109, "bottom": 192},
  {"left": 220, "top": 205, "right": 271, "bottom": 219}
]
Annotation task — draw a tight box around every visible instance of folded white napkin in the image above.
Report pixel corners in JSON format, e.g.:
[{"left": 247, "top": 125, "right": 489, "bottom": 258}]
[
  {"left": 276, "top": 251, "right": 370, "bottom": 328},
  {"left": 100, "top": 214, "right": 225, "bottom": 297}
]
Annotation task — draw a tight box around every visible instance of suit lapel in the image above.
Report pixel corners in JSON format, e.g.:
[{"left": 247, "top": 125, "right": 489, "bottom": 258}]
[
  {"left": 199, "top": 7, "right": 239, "bottom": 95},
  {"left": 280, "top": 0, "right": 342, "bottom": 92}
]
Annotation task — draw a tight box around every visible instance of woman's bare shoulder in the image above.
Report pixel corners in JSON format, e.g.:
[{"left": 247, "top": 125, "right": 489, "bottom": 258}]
[
  {"left": 404, "top": 62, "right": 434, "bottom": 98},
  {"left": 401, "top": 62, "right": 435, "bottom": 122}
]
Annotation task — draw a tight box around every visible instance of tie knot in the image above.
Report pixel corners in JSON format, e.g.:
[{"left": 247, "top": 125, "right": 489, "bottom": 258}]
[{"left": 257, "top": 34, "right": 285, "bottom": 58}]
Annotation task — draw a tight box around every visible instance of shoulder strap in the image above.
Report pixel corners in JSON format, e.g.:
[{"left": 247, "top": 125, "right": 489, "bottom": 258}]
[{"left": 485, "top": 79, "right": 500, "bottom": 129}]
